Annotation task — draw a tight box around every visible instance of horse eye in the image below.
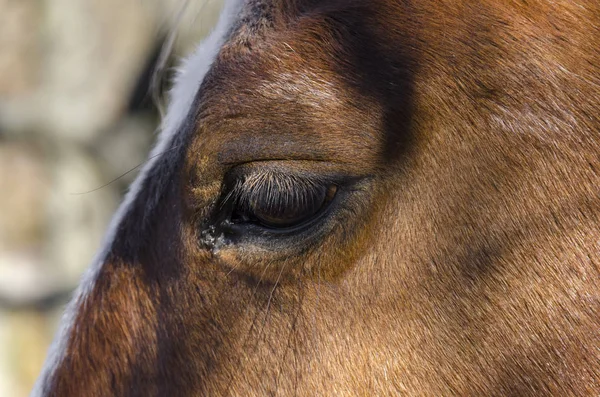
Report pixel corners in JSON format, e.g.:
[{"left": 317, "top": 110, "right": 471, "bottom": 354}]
[{"left": 233, "top": 182, "right": 338, "bottom": 229}]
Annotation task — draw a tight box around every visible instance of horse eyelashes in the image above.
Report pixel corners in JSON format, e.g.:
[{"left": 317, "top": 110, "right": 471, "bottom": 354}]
[{"left": 228, "top": 171, "right": 337, "bottom": 229}]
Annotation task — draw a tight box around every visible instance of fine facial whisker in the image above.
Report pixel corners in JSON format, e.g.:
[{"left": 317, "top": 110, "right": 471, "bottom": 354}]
[
  {"left": 70, "top": 144, "right": 182, "bottom": 195},
  {"left": 224, "top": 260, "right": 274, "bottom": 394}
]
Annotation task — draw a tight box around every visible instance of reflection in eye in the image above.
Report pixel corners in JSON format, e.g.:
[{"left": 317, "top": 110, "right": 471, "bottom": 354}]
[{"left": 229, "top": 171, "right": 338, "bottom": 229}]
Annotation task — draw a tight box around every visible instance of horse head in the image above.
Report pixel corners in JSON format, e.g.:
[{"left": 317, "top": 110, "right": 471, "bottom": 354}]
[{"left": 34, "top": 1, "right": 600, "bottom": 395}]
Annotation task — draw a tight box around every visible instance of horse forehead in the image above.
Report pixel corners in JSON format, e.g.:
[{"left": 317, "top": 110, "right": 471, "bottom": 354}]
[{"left": 186, "top": 5, "right": 365, "bottom": 144}]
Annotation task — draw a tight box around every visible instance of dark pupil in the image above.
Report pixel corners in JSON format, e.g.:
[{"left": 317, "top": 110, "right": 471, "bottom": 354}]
[{"left": 247, "top": 184, "right": 329, "bottom": 228}]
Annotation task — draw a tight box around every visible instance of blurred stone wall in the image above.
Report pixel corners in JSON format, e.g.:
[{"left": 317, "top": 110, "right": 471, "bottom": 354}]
[{"left": 0, "top": 0, "right": 222, "bottom": 395}]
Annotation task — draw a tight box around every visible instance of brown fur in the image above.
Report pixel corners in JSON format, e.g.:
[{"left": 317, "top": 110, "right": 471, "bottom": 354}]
[{"left": 41, "top": 0, "right": 600, "bottom": 395}]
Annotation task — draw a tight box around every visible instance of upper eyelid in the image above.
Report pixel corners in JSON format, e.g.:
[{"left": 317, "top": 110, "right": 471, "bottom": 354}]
[
  {"left": 228, "top": 171, "right": 328, "bottom": 205},
  {"left": 217, "top": 162, "right": 371, "bottom": 211},
  {"left": 243, "top": 171, "right": 324, "bottom": 191}
]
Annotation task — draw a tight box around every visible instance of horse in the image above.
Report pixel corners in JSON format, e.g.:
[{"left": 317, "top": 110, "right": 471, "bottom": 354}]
[{"left": 33, "top": 0, "right": 600, "bottom": 395}]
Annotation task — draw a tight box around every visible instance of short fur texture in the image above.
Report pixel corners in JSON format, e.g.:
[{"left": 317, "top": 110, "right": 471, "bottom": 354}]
[{"left": 35, "top": 0, "right": 600, "bottom": 395}]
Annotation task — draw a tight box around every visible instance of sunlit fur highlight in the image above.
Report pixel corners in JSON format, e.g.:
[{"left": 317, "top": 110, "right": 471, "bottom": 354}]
[{"left": 34, "top": 1, "right": 600, "bottom": 396}]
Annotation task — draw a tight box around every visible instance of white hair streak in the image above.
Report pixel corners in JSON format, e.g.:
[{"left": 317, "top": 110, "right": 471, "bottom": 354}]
[{"left": 30, "top": 1, "right": 244, "bottom": 395}]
